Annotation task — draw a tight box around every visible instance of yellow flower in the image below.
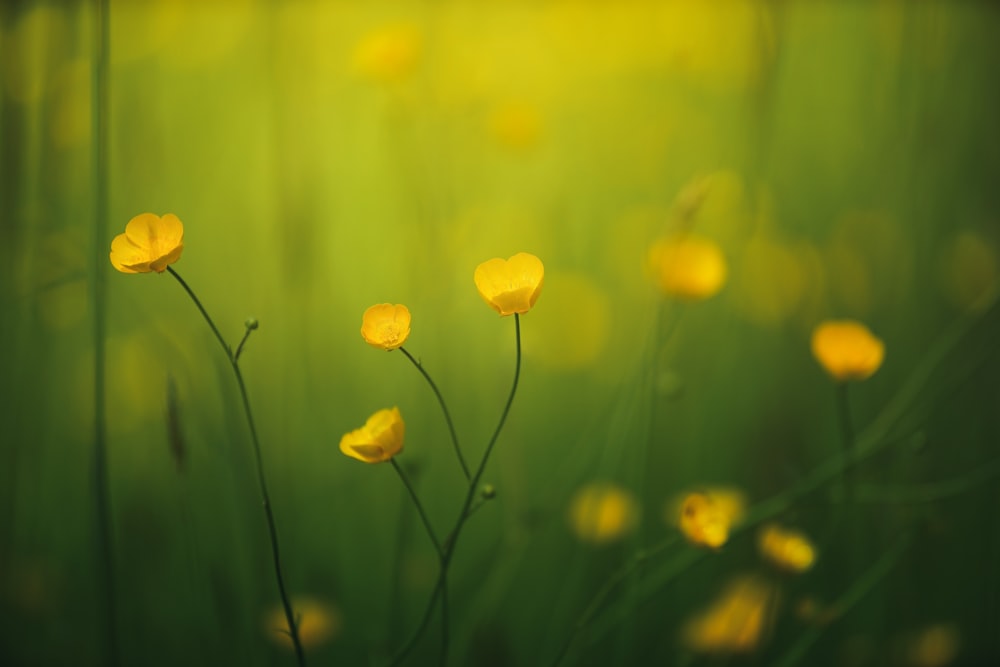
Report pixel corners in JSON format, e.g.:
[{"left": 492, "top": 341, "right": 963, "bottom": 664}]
[
  {"left": 340, "top": 407, "right": 405, "bottom": 464},
  {"left": 109, "top": 213, "right": 184, "bottom": 274},
  {"left": 264, "top": 596, "right": 342, "bottom": 651},
  {"left": 474, "top": 252, "right": 544, "bottom": 316},
  {"left": 682, "top": 575, "right": 777, "bottom": 655},
  {"left": 568, "top": 482, "right": 638, "bottom": 545},
  {"left": 360, "top": 303, "right": 411, "bottom": 351},
  {"left": 353, "top": 24, "right": 421, "bottom": 84},
  {"left": 647, "top": 233, "right": 727, "bottom": 300},
  {"left": 757, "top": 523, "right": 816, "bottom": 573},
  {"left": 673, "top": 488, "right": 745, "bottom": 549},
  {"left": 810, "top": 319, "right": 885, "bottom": 382}
]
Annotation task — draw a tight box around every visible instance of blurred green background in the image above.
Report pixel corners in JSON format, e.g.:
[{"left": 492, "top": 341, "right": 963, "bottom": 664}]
[{"left": 2, "top": 1, "right": 999, "bottom": 665}]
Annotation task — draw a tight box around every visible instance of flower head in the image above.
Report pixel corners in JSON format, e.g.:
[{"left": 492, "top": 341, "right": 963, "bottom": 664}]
[
  {"left": 810, "top": 319, "right": 885, "bottom": 382},
  {"left": 647, "top": 233, "right": 727, "bottom": 300},
  {"left": 340, "top": 407, "right": 405, "bottom": 464},
  {"left": 109, "top": 213, "right": 184, "bottom": 273},
  {"left": 361, "top": 303, "right": 411, "bottom": 351},
  {"left": 568, "top": 482, "right": 638, "bottom": 545},
  {"left": 264, "top": 596, "right": 342, "bottom": 651},
  {"left": 682, "top": 575, "right": 777, "bottom": 654},
  {"left": 757, "top": 523, "right": 816, "bottom": 573},
  {"left": 474, "top": 252, "right": 544, "bottom": 316},
  {"left": 673, "top": 488, "right": 745, "bottom": 549}
]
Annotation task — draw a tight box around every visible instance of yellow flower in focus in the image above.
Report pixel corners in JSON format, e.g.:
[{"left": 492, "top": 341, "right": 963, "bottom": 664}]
[
  {"left": 353, "top": 24, "right": 421, "bottom": 84},
  {"left": 474, "top": 252, "right": 544, "bottom": 316},
  {"left": 109, "top": 213, "right": 184, "bottom": 274},
  {"left": 682, "top": 575, "right": 777, "bottom": 655},
  {"left": 757, "top": 523, "right": 816, "bottom": 573},
  {"left": 648, "top": 234, "right": 727, "bottom": 300},
  {"left": 568, "top": 483, "right": 638, "bottom": 545},
  {"left": 673, "top": 488, "right": 745, "bottom": 549},
  {"left": 360, "top": 303, "right": 411, "bottom": 351},
  {"left": 339, "top": 407, "right": 405, "bottom": 464},
  {"left": 810, "top": 319, "right": 885, "bottom": 382},
  {"left": 265, "top": 596, "right": 342, "bottom": 651}
]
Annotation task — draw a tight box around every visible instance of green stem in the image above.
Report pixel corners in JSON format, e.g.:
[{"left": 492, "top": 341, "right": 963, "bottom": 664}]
[
  {"left": 167, "top": 268, "right": 306, "bottom": 667},
  {"left": 389, "top": 313, "right": 523, "bottom": 665},
  {"left": 391, "top": 459, "right": 443, "bottom": 558},
  {"left": 92, "top": 0, "right": 117, "bottom": 661},
  {"left": 400, "top": 347, "right": 469, "bottom": 482},
  {"left": 835, "top": 381, "right": 854, "bottom": 503},
  {"left": 773, "top": 530, "right": 913, "bottom": 667}
]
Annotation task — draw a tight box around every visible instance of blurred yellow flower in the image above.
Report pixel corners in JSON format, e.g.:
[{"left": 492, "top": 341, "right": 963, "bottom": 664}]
[
  {"left": 682, "top": 575, "right": 777, "bottom": 654},
  {"left": 488, "top": 102, "right": 543, "bottom": 151},
  {"left": 474, "top": 252, "right": 545, "bottom": 316},
  {"left": 568, "top": 482, "right": 638, "bottom": 545},
  {"left": 757, "top": 523, "right": 816, "bottom": 573},
  {"left": 353, "top": 24, "right": 421, "bottom": 84},
  {"left": 109, "top": 213, "right": 184, "bottom": 274},
  {"left": 672, "top": 488, "right": 745, "bottom": 549},
  {"left": 340, "top": 407, "right": 405, "bottom": 464},
  {"left": 647, "top": 234, "right": 727, "bottom": 300},
  {"left": 265, "top": 596, "right": 342, "bottom": 651},
  {"left": 905, "top": 623, "right": 960, "bottom": 667},
  {"left": 360, "top": 303, "right": 411, "bottom": 351},
  {"left": 810, "top": 319, "right": 885, "bottom": 382}
]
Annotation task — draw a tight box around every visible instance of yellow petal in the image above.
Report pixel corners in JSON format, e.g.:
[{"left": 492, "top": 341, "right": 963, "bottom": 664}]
[
  {"left": 360, "top": 303, "right": 412, "bottom": 350},
  {"left": 810, "top": 319, "right": 885, "bottom": 382},
  {"left": 474, "top": 252, "right": 545, "bottom": 316}
]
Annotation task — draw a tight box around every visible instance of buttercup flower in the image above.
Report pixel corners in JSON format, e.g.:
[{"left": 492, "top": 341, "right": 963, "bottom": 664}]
[
  {"left": 265, "top": 596, "right": 342, "bottom": 651},
  {"left": 647, "top": 233, "right": 727, "bottom": 300},
  {"left": 568, "top": 482, "right": 638, "bottom": 545},
  {"left": 340, "top": 407, "right": 405, "bottom": 464},
  {"left": 474, "top": 252, "right": 544, "bottom": 316},
  {"left": 361, "top": 303, "right": 411, "bottom": 351},
  {"left": 109, "top": 213, "right": 184, "bottom": 273},
  {"left": 673, "top": 488, "right": 745, "bottom": 549},
  {"left": 757, "top": 523, "right": 816, "bottom": 573},
  {"left": 810, "top": 319, "right": 885, "bottom": 382},
  {"left": 682, "top": 575, "right": 777, "bottom": 654}
]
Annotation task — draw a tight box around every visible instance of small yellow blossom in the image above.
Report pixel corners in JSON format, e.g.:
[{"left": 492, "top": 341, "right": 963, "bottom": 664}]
[
  {"left": 568, "top": 482, "right": 638, "bottom": 545},
  {"left": 672, "top": 488, "right": 745, "bottom": 549},
  {"left": 474, "top": 252, "right": 544, "bottom": 316},
  {"left": 682, "top": 575, "right": 777, "bottom": 654},
  {"left": 353, "top": 24, "right": 421, "bottom": 84},
  {"left": 360, "top": 303, "right": 411, "bottom": 351},
  {"left": 810, "top": 319, "right": 885, "bottom": 382},
  {"left": 109, "top": 213, "right": 184, "bottom": 274},
  {"left": 757, "top": 523, "right": 816, "bottom": 573},
  {"left": 647, "top": 233, "right": 727, "bottom": 300},
  {"left": 265, "top": 596, "right": 342, "bottom": 651},
  {"left": 905, "top": 623, "right": 960, "bottom": 667},
  {"left": 340, "top": 407, "right": 405, "bottom": 464}
]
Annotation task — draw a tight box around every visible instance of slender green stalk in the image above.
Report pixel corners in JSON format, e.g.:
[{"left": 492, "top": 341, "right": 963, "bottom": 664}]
[
  {"left": 400, "top": 347, "right": 469, "bottom": 482},
  {"left": 389, "top": 313, "right": 523, "bottom": 666},
  {"left": 91, "top": 0, "right": 117, "bottom": 662},
  {"left": 167, "top": 267, "right": 306, "bottom": 667},
  {"left": 835, "top": 381, "right": 854, "bottom": 502},
  {"left": 773, "top": 530, "right": 913, "bottom": 667},
  {"left": 391, "top": 459, "right": 443, "bottom": 558}
]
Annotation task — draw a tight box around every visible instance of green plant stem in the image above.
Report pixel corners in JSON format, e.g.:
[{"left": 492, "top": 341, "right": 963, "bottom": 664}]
[
  {"left": 92, "top": 0, "right": 116, "bottom": 662},
  {"left": 835, "top": 381, "right": 854, "bottom": 502},
  {"left": 400, "top": 347, "right": 469, "bottom": 482},
  {"left": 549, "top": 537, "right": 678, "bottom": 667},
  {"left": 389, "top": 313, "right": 523, "bottom": 666},
  {"left": 773, "top": 530, "right": 913, "bottom": 667},
  {"left": 391, "top": 459, "right": 443, "bottom": 558},
  {"left": 167, "top": 267, "right": 306, "bottom": 667}
]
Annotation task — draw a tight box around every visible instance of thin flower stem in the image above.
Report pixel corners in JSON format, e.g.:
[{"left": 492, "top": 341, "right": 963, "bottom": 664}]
[
  {"left": 389, "top": 313, "right": 523, "bottom": 666},
  {"left": 391, "top": 459, "right": 443, "bottom": 558},
  {"left": 835, "top": 382, "right": 854, "bottom": 502},
  {"left": 92, "top": 0, "right": 117, "bottom": 661},
  {"left": 400, "top": 347, "right": 470, "bottom": 482},
  {"left": 234, "top": 326, "right": 253, "bottom": 362},
  {"left": 167, "top": 267, "right": 306, "bottom": 667}
]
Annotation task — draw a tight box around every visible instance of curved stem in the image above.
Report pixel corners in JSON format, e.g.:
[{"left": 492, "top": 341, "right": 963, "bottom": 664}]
[
  {"left": 389, "top": 313, "right": 523, "bottom": 665},
  {"left": 400, "top": 347, "right": 470, "bottom": 482},
  {"left": 168, "top": 268, "right": 306, "bottom": 667},
  {"left": 391, "top": 459, "right": 443, "bottom": 558}
]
